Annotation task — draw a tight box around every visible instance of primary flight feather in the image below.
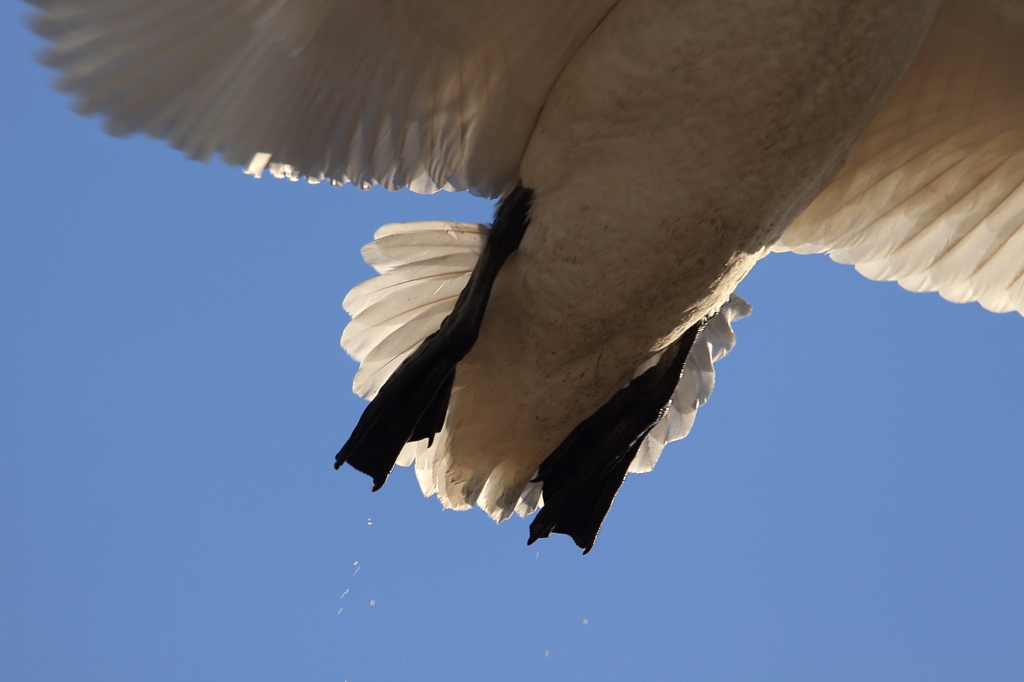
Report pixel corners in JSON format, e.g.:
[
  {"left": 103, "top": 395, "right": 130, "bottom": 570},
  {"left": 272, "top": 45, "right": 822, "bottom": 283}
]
[{"left": 31, "top": 0, "right": 1023, "bottom": 551}]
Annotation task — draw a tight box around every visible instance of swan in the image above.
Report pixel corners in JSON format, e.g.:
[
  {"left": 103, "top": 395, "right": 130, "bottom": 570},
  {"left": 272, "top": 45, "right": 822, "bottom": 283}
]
[{"left": 30, "top": 0, "right": 1023, "bottom": 552}]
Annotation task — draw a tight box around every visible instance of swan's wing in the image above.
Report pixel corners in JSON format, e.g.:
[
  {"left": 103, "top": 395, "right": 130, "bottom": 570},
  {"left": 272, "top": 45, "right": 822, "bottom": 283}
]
[
  {"left": 30, "top": 0, "right": 618, "bottom": 197},
  {"left": 774, "top": 0, "right": 1024, "bottom": 314},
  {"left": 629, "top": 295, "right": 752, "bottom": 475}
]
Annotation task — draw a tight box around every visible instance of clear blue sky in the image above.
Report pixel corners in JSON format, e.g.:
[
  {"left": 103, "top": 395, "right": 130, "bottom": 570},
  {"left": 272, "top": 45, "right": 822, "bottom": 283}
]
[{"left": 2, "top": 5, "right": 1021, "bottom": 681}]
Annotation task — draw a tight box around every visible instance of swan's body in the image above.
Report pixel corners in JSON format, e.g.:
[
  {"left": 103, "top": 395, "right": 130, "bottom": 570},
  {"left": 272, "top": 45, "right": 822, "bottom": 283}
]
[
  {"left": 31, "top": 0, "right": 1023, "bottom": 546},
  {"left": 449, "top": 0, "right": 938, "bottom": 515}
]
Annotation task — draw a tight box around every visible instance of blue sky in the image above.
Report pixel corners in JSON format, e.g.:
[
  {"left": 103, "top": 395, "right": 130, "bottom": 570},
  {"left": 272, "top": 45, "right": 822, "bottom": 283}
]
[{"left": 2, "top": 5, "right": 1022, "bottom": 681}]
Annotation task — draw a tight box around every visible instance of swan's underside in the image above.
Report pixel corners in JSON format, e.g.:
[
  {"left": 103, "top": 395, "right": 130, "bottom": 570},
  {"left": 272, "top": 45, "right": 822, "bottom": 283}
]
[{"left": 30, "top": 0, "right": 1024, "bottom": 550}]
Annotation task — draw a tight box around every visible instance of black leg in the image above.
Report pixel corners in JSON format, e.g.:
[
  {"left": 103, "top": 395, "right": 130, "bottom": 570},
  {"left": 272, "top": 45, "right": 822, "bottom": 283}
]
[
  {"left": 528, "top": 318, "right": 707, "bottom": 553},
  {"left": 336, "top": 186, "right": 534, "bottom": 490}
]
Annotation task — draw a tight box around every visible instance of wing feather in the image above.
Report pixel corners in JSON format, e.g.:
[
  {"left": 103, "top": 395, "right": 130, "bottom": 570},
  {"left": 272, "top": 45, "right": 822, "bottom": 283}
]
[
  {"left": 30, "top": 0, "right": 619, "bottom": 197},
  {"left": 775, "top": 0, "right": 1024, "bottom": 314}
]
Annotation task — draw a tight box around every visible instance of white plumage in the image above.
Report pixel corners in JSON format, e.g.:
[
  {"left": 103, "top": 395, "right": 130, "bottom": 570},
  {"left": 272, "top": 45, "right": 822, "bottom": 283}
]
[
  {"left": 30, "top": 0, "right": 1023, "bottom": 535},
  {"left": 33, "top": 0, "right": 619, "bottom": 196},
  {"left": 773, "top": 0, "right": 1024, "bottom": 313},
  {"left": 343, "top": 222, "right": 486, "bottom": 400},
  {"left": 341, "top": 220, "right": 750, "bottom": 517}
]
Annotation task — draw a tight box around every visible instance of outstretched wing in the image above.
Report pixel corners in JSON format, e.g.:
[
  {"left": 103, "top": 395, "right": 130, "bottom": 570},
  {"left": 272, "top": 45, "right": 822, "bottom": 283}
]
[
  {"left": 774, "top": 0, "right": 1024, "bottom": 314},
  {"left": 30, "top": 0, "right": 618, "bottom": 196}
]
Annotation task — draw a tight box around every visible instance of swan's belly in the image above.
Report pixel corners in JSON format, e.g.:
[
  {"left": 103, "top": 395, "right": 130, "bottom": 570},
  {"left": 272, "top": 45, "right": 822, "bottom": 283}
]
[{"left": 441, "top": 0, "right": 939, "bottom": 513}]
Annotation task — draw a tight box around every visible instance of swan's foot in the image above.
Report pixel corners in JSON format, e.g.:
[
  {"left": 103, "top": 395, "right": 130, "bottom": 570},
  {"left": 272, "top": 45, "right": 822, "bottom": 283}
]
[
  {"left": 528, "top": 318, "right": 706, "bottom": 553},
  {"left": 335, "top": 186, "right": 534, "bottom": 490}
]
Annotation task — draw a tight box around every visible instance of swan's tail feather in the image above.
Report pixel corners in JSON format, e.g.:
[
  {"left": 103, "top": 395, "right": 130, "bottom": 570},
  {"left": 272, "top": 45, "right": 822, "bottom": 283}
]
[
  {"left": 336, "top": 187, "right": 533, "bottom": 492},
  {"left": 342, "top": 222, "right": 487, "bottom": 398},
  {"left": 628, "top": 295, "right": 752, "bottom": 474},
  {"left": 337, "top": 221, "right": 487, "bottom": 487}
]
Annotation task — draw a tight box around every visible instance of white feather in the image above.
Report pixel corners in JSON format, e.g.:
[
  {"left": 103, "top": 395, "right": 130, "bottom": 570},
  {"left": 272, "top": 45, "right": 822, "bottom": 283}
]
[
  {"left": 629, "top": 295, "right": 752, "bottom": 474},
  {"left": 342, "top": 221, "right": 486, "bottom": 399},
  {"left": 30, "top": 0, "right": 619, "bottom": 197},
  {"left": 343, "top": 220, "right": 753, "bottom": 518},
  {"left": 775, "top": 0, "right": 1024, "bottom": 315}
]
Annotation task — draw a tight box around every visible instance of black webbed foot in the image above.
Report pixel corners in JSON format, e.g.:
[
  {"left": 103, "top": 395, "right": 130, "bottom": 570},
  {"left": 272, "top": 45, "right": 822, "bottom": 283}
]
[
  {"left": 528, "top": 318, "right": 707, "bottom": 553},
  {"left": 335, "top": 186, "right": 534, "bottom": 490}
]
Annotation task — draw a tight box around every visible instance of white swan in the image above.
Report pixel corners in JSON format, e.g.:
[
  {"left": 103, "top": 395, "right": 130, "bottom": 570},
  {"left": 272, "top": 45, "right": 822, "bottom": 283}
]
[{"left": 31, "top": 0, "right": 1023, "bottom": 550}]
